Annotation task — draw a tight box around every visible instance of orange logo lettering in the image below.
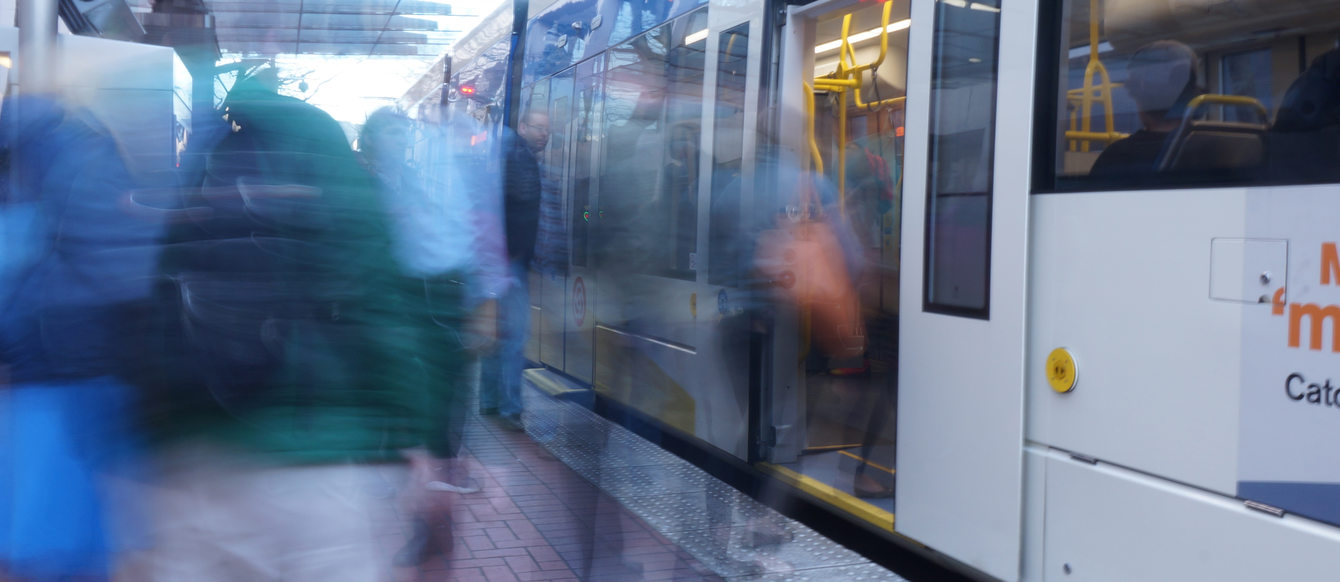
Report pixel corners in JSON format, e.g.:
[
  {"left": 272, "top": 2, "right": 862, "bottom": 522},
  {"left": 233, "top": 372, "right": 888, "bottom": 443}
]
[
  {"left": 1274, "top": 243, "right": 1340, "bottom": 353},
  {"left": 1324, "top": 243, "right": 1340, "bottom": 285},
  {"left": 1289, "top": 303, "right": 1340, "bottom": 352}
]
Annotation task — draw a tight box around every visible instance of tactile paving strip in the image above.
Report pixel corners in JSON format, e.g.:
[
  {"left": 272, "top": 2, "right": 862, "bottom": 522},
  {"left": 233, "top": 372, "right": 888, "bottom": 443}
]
[
  {"left": 520, "top": 382, "right": 908, "bottom": 582},
  {"left": 728, "top": 562, "right": 909, "bottom": 581},
  {"left": 619, "top": 488, "right": 780, "bottom": 534},
  {"left": 675, "top": 523, "right": 872, "bottom": 578}
]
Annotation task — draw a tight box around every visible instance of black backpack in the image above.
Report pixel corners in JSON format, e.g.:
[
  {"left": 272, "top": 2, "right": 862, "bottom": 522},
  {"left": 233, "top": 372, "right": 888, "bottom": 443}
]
[{"left": 136, "top": 89, "right": 381, "bottom": 416}]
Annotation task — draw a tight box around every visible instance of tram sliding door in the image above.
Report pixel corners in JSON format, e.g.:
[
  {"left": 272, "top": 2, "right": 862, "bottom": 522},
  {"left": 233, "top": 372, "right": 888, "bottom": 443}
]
[
  {"left": 691, "top": 4, "right": 769, "bottom": 459},
  {"left": 589, "top": 8, "right": 711, "bottom": 441},
  {"left": 545, "top": 2, "right": 769, "bottom": 460},
  {"left": 758, "top": 0, "right": 909, "bottom": 534},
  {"left": 533, "top": 70, "right": 574, "bottom": 370},
  {"left": 893, "top": 0, "right": 1026, "bottom": 578},
  {"left": 562, "top": 62, "right": 601, "bottom": 384}
]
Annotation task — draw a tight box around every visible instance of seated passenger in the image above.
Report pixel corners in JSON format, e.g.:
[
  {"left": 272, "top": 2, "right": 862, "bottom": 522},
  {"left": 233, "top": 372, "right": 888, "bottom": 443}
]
[{"left": 1089, "top": 40, "right": 1201, "bottom": 181}]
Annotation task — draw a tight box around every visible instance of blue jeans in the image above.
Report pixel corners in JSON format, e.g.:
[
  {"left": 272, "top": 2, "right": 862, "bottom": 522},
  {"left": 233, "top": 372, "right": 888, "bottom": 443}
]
[{"left": 480, "top": 260, "right": 530, "bottom": 418}]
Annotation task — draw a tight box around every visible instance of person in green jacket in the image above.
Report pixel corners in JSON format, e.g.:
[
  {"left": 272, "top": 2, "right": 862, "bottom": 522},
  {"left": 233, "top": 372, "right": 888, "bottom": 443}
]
[{"left": 131, "top": 70, "right": 453, "bottom": 581}]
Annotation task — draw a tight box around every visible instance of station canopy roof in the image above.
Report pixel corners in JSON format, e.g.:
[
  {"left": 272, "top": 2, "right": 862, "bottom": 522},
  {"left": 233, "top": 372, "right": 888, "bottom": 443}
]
[
  {"left": 128, "top": 0, "right": 495, "bottom": 57},
  {"left": 105, "top": 0, "right": 503, "bottom": 125}
]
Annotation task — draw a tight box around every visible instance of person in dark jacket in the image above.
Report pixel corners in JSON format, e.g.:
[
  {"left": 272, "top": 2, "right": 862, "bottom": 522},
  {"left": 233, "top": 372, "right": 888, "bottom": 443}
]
[{"left": 479, "top": 110, "right": 547, "bottom": 428}]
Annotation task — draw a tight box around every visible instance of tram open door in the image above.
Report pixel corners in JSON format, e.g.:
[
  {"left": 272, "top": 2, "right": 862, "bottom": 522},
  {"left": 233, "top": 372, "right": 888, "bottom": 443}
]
[
  {"left": 757, "top": 0, "right": 910, "bottom": 531},
  {"left": 761, "top": 1, "right": 1027, "bottom": 580}
]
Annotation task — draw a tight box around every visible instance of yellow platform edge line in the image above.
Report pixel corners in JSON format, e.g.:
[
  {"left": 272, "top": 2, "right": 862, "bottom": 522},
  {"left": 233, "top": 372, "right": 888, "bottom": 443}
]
[
  {"left": 838, "top": 450, "right": 897, "bottom": 476},
  {"left": 803, "top": 443, "right": 863, "bottom": 453},
  {"left": 759, "top": 462, "right": 895, "bottom": 534}
]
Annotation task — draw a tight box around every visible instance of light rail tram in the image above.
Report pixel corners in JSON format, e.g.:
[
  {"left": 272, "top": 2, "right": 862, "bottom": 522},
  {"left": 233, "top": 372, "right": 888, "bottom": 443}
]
[{"left": 400, "top": 0, "right": 1340, "bottom": 579}]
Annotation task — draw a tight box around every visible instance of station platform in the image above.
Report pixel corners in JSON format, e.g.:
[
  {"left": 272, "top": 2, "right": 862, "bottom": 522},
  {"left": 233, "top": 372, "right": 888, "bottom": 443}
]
[{"left": 394, "top": 372, "right": 906, "bottom": 581}]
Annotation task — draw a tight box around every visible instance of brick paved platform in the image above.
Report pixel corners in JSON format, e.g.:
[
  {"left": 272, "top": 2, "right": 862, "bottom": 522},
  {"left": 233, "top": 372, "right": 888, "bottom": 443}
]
[
  {"left": 388, "top": 408, "right": 722, "bottom": 582},
  {"left": 388, "top": 371, "right": 905, "bottom": 581}
]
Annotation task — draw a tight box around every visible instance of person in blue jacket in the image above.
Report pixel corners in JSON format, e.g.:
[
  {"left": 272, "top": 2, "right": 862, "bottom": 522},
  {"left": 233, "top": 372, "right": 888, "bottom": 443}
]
[{"left": 0, "top": 94, "right": 161, "bottom": 581}]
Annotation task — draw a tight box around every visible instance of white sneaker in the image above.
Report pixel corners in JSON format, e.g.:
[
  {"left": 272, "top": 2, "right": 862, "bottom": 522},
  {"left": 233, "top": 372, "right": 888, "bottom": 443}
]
[{"left": 426, "top": 478, "right": 481, "bottom": 494}]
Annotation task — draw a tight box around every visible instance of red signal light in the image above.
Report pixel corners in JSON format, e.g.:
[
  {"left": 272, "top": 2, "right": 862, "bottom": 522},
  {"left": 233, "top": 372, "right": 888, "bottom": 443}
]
[{"left": 459, "top": 86, "right": 476, "bottom": 96}]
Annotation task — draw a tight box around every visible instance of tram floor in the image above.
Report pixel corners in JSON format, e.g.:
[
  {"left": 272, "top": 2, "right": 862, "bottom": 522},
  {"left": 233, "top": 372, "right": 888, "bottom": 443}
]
[
  {"left": 784, "top": 370, "right": 898, "bottom": 515},
  {"left": 772, "top": 446, "right": 897, "bottom": 516}
]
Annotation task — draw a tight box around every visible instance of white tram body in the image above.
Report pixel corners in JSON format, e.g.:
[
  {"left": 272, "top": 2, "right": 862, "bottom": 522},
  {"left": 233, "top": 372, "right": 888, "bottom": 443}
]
[{"left": 409, "top": 0, "right": 1340, "bottom": 579}]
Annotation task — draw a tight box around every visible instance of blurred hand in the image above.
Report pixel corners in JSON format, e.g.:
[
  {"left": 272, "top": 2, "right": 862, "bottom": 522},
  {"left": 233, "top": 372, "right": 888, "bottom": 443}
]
[{"left": 465, "top": 299, "right": 498, "bottom": 354}]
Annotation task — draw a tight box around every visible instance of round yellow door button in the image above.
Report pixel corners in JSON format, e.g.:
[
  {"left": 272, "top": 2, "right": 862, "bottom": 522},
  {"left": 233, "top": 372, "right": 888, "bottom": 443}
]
[{"left": 1046, "top": 347, "right": 1077, "bottom": 393}]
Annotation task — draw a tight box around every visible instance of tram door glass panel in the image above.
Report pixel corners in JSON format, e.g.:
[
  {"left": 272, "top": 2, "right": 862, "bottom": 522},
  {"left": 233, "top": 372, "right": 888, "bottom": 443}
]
[
  {"left": 708, "top": 23, "right": 750, "bottom": 288},
  {"left": 571, "top": 75, "right": 601, "bottom": 268},
  {"left": 598, "top": 9, "right": 708, "bottom": 280},
  {"left": 923, "top": 0, "right": 1001, "bottom": 317},
  {"left": 1040, "top": 0, "right": 1340, "bottom": 190},
  {"left": 544, "top": 72, "right": 574, "bottom": 274},
  {"left": 527, "top": 78, "right": 548, "bottom": 123}
]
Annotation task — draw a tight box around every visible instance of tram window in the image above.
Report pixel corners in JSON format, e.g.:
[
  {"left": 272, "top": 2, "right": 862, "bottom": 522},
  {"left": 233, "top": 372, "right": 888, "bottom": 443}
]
[
  {"left": 1220, "top": 49, "right": 1272, "bottom": 123},
  {"left": 709, "top": 23, "right": 749, "bottom": 287},
  {"left": 598, "top": 10, "right": 707, "bottom": 281},
  {"left": 923, "top": 0, "right": 1000, "bottom": 317},
  {"left": 1038, "top": 0, "right": 1340, "bottom": 190},
  {"left": 528, "top": 80, "right": 548, "bottom": 116}
]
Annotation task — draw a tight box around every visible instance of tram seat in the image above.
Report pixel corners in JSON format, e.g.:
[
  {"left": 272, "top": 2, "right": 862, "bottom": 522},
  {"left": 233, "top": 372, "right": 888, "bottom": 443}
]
[
  {"left": 1157, "top": 94, "right": 1269, "bottom": 174},
  {"left": 1157, "top": 120, "right": 1267, "bottom": 172}
]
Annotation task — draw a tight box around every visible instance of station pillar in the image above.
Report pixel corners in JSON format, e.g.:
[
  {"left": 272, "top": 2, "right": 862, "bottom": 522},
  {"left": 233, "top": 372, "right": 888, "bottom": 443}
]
[{"left": 15, "top": 0, "right": 57, "bottom": 93}]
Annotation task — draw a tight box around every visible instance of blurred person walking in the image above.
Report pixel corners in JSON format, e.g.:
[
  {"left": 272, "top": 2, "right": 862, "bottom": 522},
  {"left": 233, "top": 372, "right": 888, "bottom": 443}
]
[
  {"left": 479, "top": 110, "right": 547, "bottom": 429},
  {"left": 129, "top": 72, "right": 452, "bottom": 582},
  {"left": 0, "top": 95, "right": 160, "bottom": 581},
  {"left": 356, "top": 106, "right": 508, "bottom": 568}
]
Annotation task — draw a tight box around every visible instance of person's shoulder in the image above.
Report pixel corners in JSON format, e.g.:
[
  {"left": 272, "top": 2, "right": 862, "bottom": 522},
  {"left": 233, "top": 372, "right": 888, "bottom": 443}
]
[{"left": 227, "top": 91, "right": 340, "bottom": 130}]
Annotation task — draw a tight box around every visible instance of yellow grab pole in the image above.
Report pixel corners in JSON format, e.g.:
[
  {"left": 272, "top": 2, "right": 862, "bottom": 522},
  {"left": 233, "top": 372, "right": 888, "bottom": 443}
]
[{"left": 803, "top": 82, "right": 824, "bottom": 175}]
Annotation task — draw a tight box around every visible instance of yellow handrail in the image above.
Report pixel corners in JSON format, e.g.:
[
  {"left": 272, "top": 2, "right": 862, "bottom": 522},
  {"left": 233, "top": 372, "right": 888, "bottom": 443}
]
[
  {"left": 814, "top": 78, "right": 859, "bottom": 88},
  {"left": 1066, "top": 130, "right": 1127, "bottom": 141},
  {"left": 725, "top": 28, "right": 740, "bottom": 57},
  {"left": 838, "top": 84, "right": 847, "bottom": 214},
  {"left": 848, "top": 2, "right": 892, "bottom": 110},
  {"left": 1064, "top": 0, "right": 1120, "bottom": 152},
  {"left": 1184, "top": 94, "right": 1269, "bottom": 121},
  {"left": 803, "top": 82, "right": 824, "bottom": 175},
  {"left": 810, "top": 0, "right": 902, "bottom": 214},
  {"left": 820, "top": 1, "right": 899, "bottom": 112}
]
